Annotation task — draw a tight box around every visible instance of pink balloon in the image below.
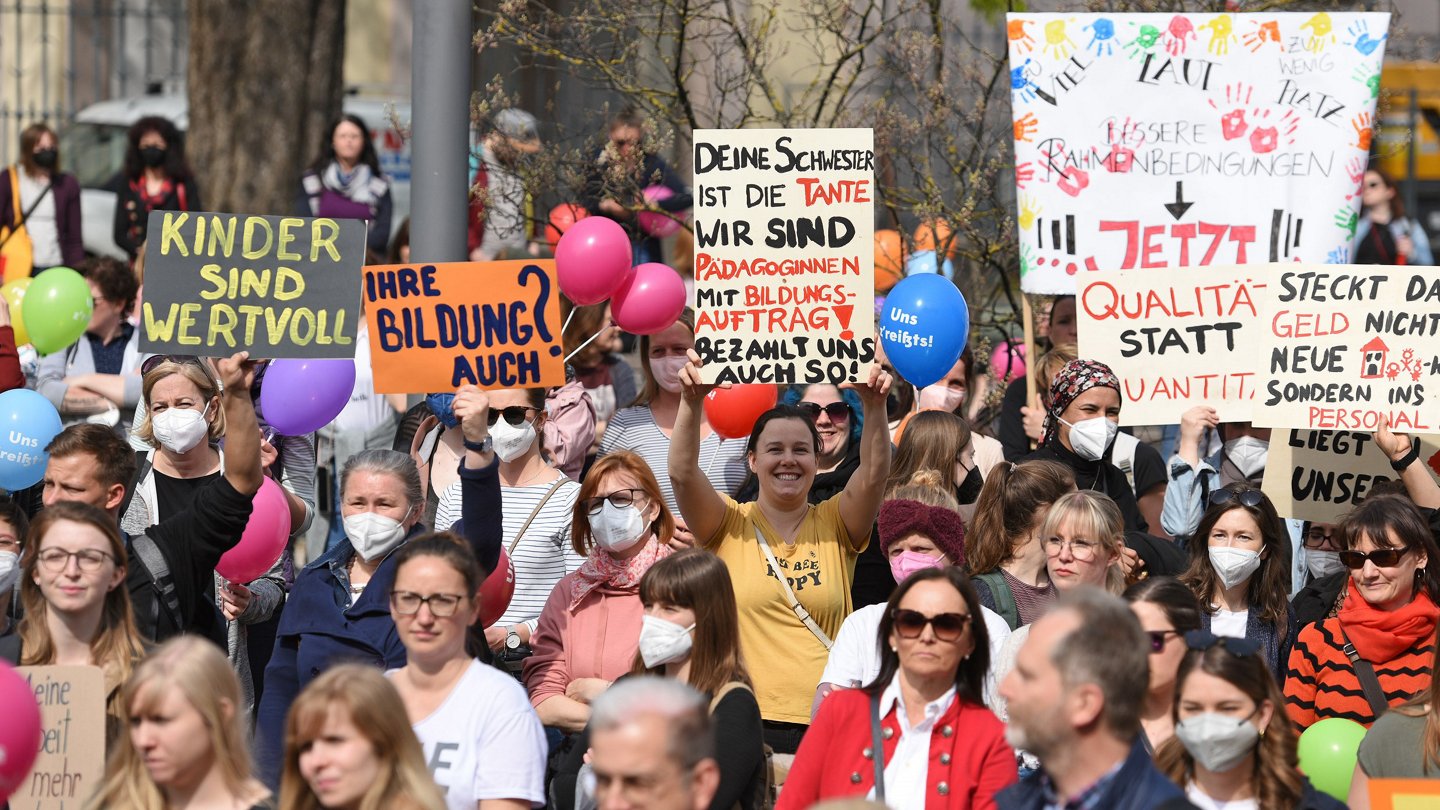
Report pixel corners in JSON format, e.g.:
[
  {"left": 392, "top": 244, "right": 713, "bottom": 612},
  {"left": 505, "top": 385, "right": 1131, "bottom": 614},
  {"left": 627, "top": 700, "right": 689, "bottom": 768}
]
[
  {"left": 636, "top": 185, "right": 685, "bottom": 238},
  {"left": 218, "top": 477, "right": 291, "bottom": 584},
  {"left": 555, "top": 217, "right": 634, "bottom": 305},
  {"left": 0, "top": 660, "right": 41, "bottom": 802},
  {"left": 611, "top": 263, "right": 687, "bottom": 335},
  {"left": 990, "top": 341, "right": 1027, "bottom": 383}
]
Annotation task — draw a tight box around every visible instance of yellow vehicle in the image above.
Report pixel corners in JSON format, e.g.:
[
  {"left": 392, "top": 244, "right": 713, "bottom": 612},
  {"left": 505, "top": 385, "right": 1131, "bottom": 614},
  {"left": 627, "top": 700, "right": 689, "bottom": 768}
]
[{"left": 1375, "top": 61, "right": 1440, "bottom": 238}]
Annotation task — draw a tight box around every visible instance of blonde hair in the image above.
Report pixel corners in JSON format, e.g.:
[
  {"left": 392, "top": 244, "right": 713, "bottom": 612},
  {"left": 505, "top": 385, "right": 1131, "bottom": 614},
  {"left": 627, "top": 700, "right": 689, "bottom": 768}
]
[
  {"left": 133, "top": 360, "right": 226, "bottom": 447},
  {"left": 279, "top": 665, "right": 444, "bottom": 810},
  {"left": 1040, "top": 490, "right": 1126, "bottom": 594},
  {"left": 885, "top": 469, "right": 961, "bottom": 511},
  {"left": 89, "top": 637, "right": 260, "bottom": 810}
]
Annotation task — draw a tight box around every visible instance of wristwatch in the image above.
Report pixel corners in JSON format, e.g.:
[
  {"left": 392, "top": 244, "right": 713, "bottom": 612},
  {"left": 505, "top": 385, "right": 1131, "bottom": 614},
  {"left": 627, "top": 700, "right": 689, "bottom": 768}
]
[
  {"left": 505, "top": 628, "right": 522, "bottom": 650},
  {"left": 464, "top": 435, "right": 494, "bottom": 453}
]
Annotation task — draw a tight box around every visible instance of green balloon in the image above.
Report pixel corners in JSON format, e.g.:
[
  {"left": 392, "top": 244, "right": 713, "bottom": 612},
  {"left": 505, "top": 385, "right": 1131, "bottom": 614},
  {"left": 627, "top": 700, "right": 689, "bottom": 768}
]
[
  {"left": 1297, "top": 717, "right": 1368, "bottom": 801},
  {"left": 21, "top": 267, "right": 93, "bottom": 355}
]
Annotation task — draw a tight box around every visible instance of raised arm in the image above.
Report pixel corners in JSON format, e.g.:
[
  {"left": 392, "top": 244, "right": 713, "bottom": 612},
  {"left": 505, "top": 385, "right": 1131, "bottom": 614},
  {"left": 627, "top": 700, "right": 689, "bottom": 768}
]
[
  {"left": 667, "top": 350, "right": 728, "bottom": 545},
  {"left": 452, "top": 384, "right": 503, "bottom": 576},
  {"left": 836, "top": 365, "right": 893, "bottom": 546},
  {"left": 214, "top": 352, "right": 263, "bottom": 496},
  {"left": 1377, "top": 415, "right": 1440, "bottom": 510}
]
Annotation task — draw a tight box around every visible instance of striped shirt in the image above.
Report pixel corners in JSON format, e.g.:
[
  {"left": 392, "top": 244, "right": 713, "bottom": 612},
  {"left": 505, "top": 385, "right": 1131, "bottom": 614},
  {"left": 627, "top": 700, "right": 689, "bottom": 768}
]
[
  {"left": 598, "top": 405, "right": 749, "bottom": 515},
  {"left": 435, "top": 475, "right": 584, "bottom": 633},
  {"left": 1285, "top": 611, "right": 1437, "bottom": 729}
]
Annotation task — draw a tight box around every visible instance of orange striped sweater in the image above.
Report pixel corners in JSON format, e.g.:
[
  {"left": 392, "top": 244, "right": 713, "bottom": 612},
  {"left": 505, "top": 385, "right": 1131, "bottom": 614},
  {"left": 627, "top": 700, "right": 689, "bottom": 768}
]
[{"left": 1285, "top": 588, "right": 1437, "bottom": 729}]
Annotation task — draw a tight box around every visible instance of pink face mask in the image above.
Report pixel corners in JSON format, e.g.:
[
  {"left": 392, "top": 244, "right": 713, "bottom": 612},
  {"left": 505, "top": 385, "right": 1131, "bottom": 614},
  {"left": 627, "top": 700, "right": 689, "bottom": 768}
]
[
  {"left": 889, "top": 550, "right": 945, "bottom": 584},
  {"left": 918, "top": 384, "right": 964, "bottom": 413}
]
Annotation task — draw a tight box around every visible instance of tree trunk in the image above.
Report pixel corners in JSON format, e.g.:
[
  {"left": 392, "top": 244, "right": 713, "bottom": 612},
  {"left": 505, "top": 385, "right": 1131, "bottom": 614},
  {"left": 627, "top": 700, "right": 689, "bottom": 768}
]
[{"left": 186, "top": 0, "right": 346, "bottom": 216}]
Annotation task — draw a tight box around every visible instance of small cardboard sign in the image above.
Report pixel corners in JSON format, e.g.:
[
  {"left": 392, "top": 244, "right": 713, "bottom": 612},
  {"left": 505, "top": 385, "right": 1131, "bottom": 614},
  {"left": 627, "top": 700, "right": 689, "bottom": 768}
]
[
  {"left": 691, "top": 127, "right": 877, "bottom": 385},
  {"left": 363, "top": 260, "right": 565, "bottom": 394},
  {"left": 141, "top": 211, "right": 366, "bottom": 358},
  {"left": 1370, "top": 778, "right": 1440, "bottom": 810},
  {"left": 1262, "top": 430, "right": 1440, "bottom": 523},
  {"left": 16, "top": 665, "right": 106, "bottom": 810}
]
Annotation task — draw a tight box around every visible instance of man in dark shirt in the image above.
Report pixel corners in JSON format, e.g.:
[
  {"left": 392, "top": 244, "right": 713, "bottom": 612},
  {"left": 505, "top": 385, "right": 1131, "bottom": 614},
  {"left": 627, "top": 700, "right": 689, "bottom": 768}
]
[{"left": 39, "top": 352, "right": 264, "bottom": 644}]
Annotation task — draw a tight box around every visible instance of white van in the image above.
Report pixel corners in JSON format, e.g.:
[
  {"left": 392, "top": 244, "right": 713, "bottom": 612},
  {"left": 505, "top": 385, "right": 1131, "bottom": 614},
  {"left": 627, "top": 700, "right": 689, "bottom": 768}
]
[{"left": 60, "top": 93, "right": 412, "bottom": 259}]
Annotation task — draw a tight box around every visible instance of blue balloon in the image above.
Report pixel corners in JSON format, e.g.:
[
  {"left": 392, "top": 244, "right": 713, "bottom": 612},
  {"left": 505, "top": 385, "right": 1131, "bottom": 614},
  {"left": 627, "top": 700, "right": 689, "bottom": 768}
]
[
  {"left": 879, "top": 274, "right": 969, "bottom": 389},
  {"left": 0, "top": 389, "right": 62, "bottom": 491},
  {"left": 905, "top": 249, "right": 955, "bottom": 278}
]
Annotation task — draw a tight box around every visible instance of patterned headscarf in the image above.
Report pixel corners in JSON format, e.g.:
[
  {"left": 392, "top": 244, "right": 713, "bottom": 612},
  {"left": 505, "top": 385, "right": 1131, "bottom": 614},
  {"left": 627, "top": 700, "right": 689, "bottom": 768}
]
[{"left": 1042, "top": 359, "right": 1120, "bottom": 446}]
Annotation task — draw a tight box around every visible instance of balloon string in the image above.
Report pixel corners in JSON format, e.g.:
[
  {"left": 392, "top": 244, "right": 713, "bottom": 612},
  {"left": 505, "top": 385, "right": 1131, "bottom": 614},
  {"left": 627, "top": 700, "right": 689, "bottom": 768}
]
[
  {"left": 560, "top": 307, "right": 576, "bottom": 337},
  {"left": 704, "top": 438, "right": 721, "bottom": 479},
  {"left": 563, "top": 322, "right": 613, "bottom": 364}
]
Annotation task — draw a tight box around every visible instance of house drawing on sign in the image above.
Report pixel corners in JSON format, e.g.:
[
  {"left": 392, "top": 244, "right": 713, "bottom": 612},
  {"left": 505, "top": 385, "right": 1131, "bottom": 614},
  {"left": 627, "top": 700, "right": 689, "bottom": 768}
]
[{"left": 1361, "top": 337, "right": 1388, "bottom": 379}]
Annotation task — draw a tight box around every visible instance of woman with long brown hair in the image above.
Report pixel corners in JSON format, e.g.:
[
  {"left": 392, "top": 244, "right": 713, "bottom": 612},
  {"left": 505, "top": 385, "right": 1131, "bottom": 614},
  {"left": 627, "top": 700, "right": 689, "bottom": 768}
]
[
  {"left": 1350, "top": 618, "right": 1440, "bottom": 807},
  {"left": 2, "top": 121, "right": 83, "bottom": 273},
  {"left": 1156, "top": 631, "right": 1343, "bottom": 809},
  {"left": 965, "top": 460, "right": 1075, "bottom": 630}
]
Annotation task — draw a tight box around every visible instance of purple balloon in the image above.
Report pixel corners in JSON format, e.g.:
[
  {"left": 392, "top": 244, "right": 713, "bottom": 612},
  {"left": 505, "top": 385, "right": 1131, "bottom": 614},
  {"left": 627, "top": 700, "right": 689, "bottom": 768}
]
[
  {"left": 259, "top": 359, "right": 356, "bottom": 435},
  {"left": 555, "top": 217, "right": 634, "bottom": 305}
]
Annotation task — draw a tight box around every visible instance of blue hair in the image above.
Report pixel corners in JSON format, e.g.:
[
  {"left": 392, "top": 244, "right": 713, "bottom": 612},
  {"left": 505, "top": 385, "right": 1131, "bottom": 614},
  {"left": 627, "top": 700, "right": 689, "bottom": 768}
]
[{"left": 781, "top": 384, "right": 863, "bottom": 445}]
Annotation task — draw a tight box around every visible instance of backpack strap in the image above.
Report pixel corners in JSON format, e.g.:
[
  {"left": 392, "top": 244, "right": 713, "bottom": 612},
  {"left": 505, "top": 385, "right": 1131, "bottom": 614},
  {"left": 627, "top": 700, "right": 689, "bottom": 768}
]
[
  {"left": 709, "top": 680, "right": 749, "bottom": 714},
  {"left": 508, "top": 477, "right": 567, "bottom": 555},
  {"left": 975, "top": 571, "right": 1019, "bottom": 630},
  {"left": 1340, "top": 628, "right": 1391, "bottom": 718},
  {"left": 128, "top": 531, "right": 182, "bottom": 636},
  {"left": 116, "top": 450, "right": 153, "bottom": 524},
  {"left": 755, "top": 527, "right": 832, "bottom": 650}
]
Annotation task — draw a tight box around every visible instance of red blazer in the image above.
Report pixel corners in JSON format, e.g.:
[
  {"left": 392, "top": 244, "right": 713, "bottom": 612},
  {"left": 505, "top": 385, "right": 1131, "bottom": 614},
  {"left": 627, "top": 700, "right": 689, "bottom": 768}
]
[{"left": 778, "top": 688, "right": 1017, "bottom": 810}]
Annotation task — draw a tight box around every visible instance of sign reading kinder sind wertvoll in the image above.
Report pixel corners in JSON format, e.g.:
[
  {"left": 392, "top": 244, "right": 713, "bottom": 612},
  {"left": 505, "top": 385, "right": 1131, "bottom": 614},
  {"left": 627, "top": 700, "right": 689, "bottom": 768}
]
[
  {"left": 1253, "top": 264, "right": 1440, "bottom": 432},
  {"left": 141, "top": 211, "right": 366, "bottom": 358},
  {"left": 691, "top": 128, "right": 877, "bottom": 385}
]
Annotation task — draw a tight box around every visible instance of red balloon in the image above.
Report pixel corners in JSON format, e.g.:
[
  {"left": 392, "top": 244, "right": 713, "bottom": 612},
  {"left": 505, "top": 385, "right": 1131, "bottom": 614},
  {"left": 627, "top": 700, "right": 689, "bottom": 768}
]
[
  {"left": 704, "top": 385, "right": 778, "bottom": 440},
  {"left": 546, "top": 203, "right": 590, "bottom": 248},
  {"left": 479, "top": 548, "right": 516, "bottom": 628}
]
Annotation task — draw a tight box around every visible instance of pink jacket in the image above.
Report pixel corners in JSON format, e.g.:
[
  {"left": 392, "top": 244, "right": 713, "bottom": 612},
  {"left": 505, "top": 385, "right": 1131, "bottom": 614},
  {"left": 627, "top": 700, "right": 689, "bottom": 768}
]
[
  {"left": 544, "top": 380, "right": 597, "bottom": 482},
  {"left": 523, "top": 571, "right": 643, "bottom": 709}
]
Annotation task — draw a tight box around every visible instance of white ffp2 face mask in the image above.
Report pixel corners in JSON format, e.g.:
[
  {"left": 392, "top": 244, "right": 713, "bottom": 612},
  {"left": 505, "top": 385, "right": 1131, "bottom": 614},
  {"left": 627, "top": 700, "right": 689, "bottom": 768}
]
[
  {"left": 1223, "top": 436, "right": 1270, "bottom": 480},
  {"left": 489, "top": 417, "right": 537, "bottom": 463},
  {"left": 1060, "top": 415, "right": 1118, "bottom": 461},
  {"left": 1209, "top": 546, "right": 1263, "bottom": 591},
  {"left": 1175, "top": 712, "right": 1261, "bottom": 773},
  {"left": 0, "top": 550, "right": 18, "bottom": 594},
  {"left": 151, "top": 403, "right": 211, "bottom": 455},
  {"left": 345, "top": 510, "right": 411, "bottom": 562},
  {"left": 588, "top": 501, "right": 649, "bottom": 554},
  {"left": 1306, "top": 549, "right": 1345, "bottom": 580},
  {"left": 638, "top": 615, "right": 695, "bottom": 668}
]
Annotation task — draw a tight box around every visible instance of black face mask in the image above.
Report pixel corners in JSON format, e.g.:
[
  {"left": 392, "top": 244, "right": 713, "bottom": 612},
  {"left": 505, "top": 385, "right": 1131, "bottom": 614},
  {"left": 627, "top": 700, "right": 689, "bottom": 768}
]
[
  {"left": 32, "top": 148, "right": 57, "bottom": 170},
  {"left": 956, "top": 465, "right": 984, "bottom": 505},
  {"left": 139, "top": 146, "right": 167, "bottom": 167}
]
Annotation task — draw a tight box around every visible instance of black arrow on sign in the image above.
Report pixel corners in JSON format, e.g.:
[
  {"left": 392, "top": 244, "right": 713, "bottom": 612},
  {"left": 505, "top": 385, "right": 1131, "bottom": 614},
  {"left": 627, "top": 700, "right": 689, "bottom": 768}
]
[{"left": 1164, "top": 181, "right": 1193, "bottom": 220}]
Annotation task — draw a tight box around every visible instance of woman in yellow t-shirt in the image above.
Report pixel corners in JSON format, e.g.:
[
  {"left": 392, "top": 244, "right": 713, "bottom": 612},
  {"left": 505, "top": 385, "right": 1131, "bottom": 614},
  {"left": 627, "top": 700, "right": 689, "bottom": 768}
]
[{"left": 668, "top": 351, "right": 892, "bottom": 754}]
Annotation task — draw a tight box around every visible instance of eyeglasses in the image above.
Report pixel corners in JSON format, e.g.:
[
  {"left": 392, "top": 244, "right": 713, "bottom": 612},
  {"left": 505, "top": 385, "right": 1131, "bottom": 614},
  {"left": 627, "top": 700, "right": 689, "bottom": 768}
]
[
  {"left": 485, "top": 406, "right": 539, "bottom": 427},
  {"left": 1044, "top": 536, "right": 1100, "bottom": 561},
  {"left": 1339, "top": 546, "right": 1411, "bottom": 570},
  {"left": 37, "top": 547, "right": 114, "bottom": 573},
  {"left": 892, "top": 608, "right": 969, "bottom": 642},
  {"left": 1146, "top": 629, "right": 1182, "bottom": 653},
  {"left": 389, "top": 591, "right": 466, "bottom": 617},
  {"left": 1303, "top": 530, "right": 1336, "bottom": 549},
  {"left": 1208, "top": 488, "right": 1264, "bottom": 509},
  {"left": 584, "top": 488, "right": 648, "bottom": 516},
  {"left": 1185, "top": 629, "right": 1260, "bottom": 657},
  {"left": 796, "top": 401, "right": 850, "bottom": 424}
]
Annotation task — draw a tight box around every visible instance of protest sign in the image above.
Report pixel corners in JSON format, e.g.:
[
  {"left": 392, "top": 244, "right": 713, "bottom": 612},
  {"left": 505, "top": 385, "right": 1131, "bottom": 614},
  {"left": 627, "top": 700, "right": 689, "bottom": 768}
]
[
  {"left": 1253, "top": 264, "right": 1440, "bottom": 432},
  {"left": 364, "top": 260, "right": 565, "bottom": 394},
  {"left": 1262, "top": 429, "right": 1440, "bottom": 523},
  {"left": 1370, "top": 779, "right": 1440, "bottom": 810},
  {"left": 691, "top": 128, "right": 877, "bottom": 385},
  {"left": 1078, "top": 264, "right": 1268, "bottom": 425},
  {"left": 16, "top": 665, "right": 105, "bottom": 810},
  {"left": 141, "top": 211, "right": 365, "bottom": 358},
  {"left": 1006, "top": 12, "right": 1389, "bottom": 294}
]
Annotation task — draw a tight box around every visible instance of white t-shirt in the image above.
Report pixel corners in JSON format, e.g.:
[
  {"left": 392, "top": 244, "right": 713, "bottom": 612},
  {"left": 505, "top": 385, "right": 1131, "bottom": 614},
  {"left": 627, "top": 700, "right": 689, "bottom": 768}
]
[
  {"left": 820, "top": 602, "right": 1012, "bottom": 708},
  {"left": 389, "top": 660, "right": 547, "bottom": 809},
  {"left": 331, "top": 322, "right": 395, "bottom": 433},
  {"left": 1186, "top": 782, "right": 1259, "bottom": 810},
  {"left": 1211, "top": 608, "right": 1249, "bottom": 639}
]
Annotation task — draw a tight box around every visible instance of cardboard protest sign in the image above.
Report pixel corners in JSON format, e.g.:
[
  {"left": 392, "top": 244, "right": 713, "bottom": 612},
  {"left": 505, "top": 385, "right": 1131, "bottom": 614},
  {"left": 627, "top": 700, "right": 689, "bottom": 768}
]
[
  {"left": 1253, "top": 264, "right": 1440, "bottom": 431},
  {"left": 1370, "top": 779, "right": 1440, "bottom": 810},
  {"left": 16, "top": 665, "right": 105, "bottom": 810},
  {"left": 364, "top": 261, "right": 565, "bottom": 394},
  {"left": 1262, "top": 430, "right": 1440, "bottom": 523},
  {"left": 1078, "top": 264, "right": 1268, "bottom": 425},
  {"left": 691, "top": 128, "right": 877, "bottom": 385},
  {"left": 1006, "top": 12, "right": 1389, "bottom": 294},
  {"left": 141, "top": 211, "right": 365, "bottom": 358}
]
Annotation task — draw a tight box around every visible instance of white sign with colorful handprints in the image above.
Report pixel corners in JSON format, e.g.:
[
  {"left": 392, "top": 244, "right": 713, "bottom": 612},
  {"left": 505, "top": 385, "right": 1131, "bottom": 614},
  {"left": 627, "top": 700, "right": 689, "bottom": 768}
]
[{"left": 1006, "top": 12, "right": 1390, "bottom": 295}]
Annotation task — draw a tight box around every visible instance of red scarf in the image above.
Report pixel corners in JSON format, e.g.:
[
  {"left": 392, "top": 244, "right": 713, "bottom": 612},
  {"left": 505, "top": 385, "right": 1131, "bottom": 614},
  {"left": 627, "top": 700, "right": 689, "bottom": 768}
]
[
  {"left": 1340, "top": 584, "right": 1439, "bottom": 662},
  {"left": 569, "top": 537, "right": 672, "bottom": 610},
  {"left": 131, "top": 177, "right": 174, "bottom": 208}
]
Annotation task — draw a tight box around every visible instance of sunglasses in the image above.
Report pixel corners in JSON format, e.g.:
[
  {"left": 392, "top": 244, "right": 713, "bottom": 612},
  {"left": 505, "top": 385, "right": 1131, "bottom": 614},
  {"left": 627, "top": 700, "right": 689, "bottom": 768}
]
[
  {"left": 796, "top": 401, "right": 850, "bottom": 424},
  {"left": 1146, "top": 629, "right": 1183, "bottom": 653},
  {"left": 1208, "top": 488, "right": 1264, "bottom": 509},
  {"left": 485, "top": 406, "right": 539, "bottom": 427},
  {"left": 1184, "top": 629, "right": 1260, "bottom": 657},
  {"left": 140, "top": 353, "right": 209, "bottom": 376},
  {"left": 1338, "top": 546, "right": 1411, "bottom": 570},
  {"left": 892, "top": 608, "right": 969, "bottom": 642}
]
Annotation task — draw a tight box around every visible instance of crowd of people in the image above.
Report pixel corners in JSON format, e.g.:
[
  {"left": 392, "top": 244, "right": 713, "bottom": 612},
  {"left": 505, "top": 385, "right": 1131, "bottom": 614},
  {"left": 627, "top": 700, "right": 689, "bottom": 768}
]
[{"left": 0, "top": 102, "right": 1437, "bottom": 810}]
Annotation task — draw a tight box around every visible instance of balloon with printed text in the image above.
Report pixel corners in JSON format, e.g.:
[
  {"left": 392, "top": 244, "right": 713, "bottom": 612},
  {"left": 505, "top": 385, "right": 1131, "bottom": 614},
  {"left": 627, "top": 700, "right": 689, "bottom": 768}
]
[
  {"left": 0, "top": 388, "right": 61, "bottom": 491},
  {"left": 636, "top": 185, "right": 687, "bottom": 238},
  {"left": 480, "top": 547, "right": 516, "bottom": 627},
  {"left": 610, "top": 262, "right": 686, "bottom": 335},
  {"left": 1, "top": 277, "right": 32, "bottom": 347},
  {"left": 554, "top": 217, "right": 633, "bottom": 306},
  {"left": 21, "top": 266, "right": 91, "bottom": 355},
  {"left": 880, "top": 274, "right": 969, "bottom": 390},
  {"left": 545, "top": 203, "right": 590, "bottom": 248},
  {"left": 705, "top": 385, "right": 778, "bottom": 440},
  {"left": 217, "top": 476, "right": 291, "bottom": 583},
  {"left": 1297, "top": 718, "right": 1367, "bottom": 801},
  {"left": 0, "top": 660, "right": 41, "bottom": 802},
  {"left": 258, "top": 358, "right": 357, "bottom": 436}
]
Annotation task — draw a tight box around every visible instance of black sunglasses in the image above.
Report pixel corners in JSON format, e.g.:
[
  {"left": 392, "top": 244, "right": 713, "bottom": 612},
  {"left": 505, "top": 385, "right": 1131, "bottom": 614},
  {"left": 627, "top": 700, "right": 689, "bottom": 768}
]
[
  {"left": 1185, "top": 629, "right": 1260, "bottom": 657},
  {"left": 796, "top": 401, "right": 849, "bottom": 424},
  {"left": 141, "top": 353, "right": 208, "bottom": 376},
  {"left": 1339, "top": 546, "right": 1411, "bottom": 570},
  {"left": 892, "top": 608, "right": 969, "bottom": 642},
  {"left": 1146, "top": 629, "right": 1183, "bottom": 653},
  {"left": 1208, "top": 488, "right": 1264, "bottom": 509},
  {"left": 486, "top": 406, "right": 539, "bottom": 427}
]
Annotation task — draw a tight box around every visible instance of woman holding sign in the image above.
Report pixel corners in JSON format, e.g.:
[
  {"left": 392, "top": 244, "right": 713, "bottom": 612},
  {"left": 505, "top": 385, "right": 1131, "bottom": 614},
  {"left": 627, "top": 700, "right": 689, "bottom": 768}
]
[{"left": 668, "top": 352, "right": 892, "bottom": 754}]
